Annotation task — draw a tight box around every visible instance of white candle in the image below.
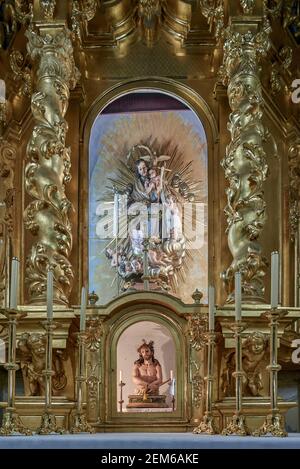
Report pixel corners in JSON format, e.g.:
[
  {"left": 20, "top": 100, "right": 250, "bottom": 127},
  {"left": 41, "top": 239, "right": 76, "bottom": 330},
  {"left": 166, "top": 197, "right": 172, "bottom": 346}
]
[
  {"left": 80, "top": 286, "right": 87, "bottom": 331},
  {"left": 235, "top": 271, "right": 242, "bottom": 321},
  {"left": 271, "top": 251, "right": 279, "bottom": 309},
  {"left": 10, "top": 257, "right": 19, "bottom": 309},
  {"left": 208, "top": 285, "right": 215, "bottom": 330},
  {"left": 113, "top": 191, "right": 119, "bottom": 238},
  {"left": 47, "top": 269, "right": 53, "bottom": 322},
  {"left": 0, "top": 79, "right": 5, "bottom": 104},
  {"left": 119, "top": 370, "right": 122, "bottom": 383},
  {"left": 170, "top": 370, "right": 174, "bottom": 381}
]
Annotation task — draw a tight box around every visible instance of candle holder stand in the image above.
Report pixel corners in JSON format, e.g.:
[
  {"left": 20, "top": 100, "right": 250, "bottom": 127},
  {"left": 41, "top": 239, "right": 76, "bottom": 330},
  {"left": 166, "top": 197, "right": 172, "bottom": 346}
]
[
  {"left": 37, "top": 320, "right": 63, "bottom": 434},
  {"left": 253, "top": 308, "right": 288, "bottom": 437},
  {"left": 0, "top": 308, "right": 31, "bottom": 436},
  {"left": 142, "top": 239, "right": 150, "bottom": 291},
  {"left": 70, "top": 331, "right": 94, "bottom": 433},
  {"left": 171, "top": 395, "right": 175, "bottom": 411},
  {"left": 193, "top": 331, "right": 218, "bottom": 434},
  {"left": 222, "top": 321, "right": 250, "bottom": 436},
  {"left": 119, "top": 381, "right": 125, "bottom": 412}
]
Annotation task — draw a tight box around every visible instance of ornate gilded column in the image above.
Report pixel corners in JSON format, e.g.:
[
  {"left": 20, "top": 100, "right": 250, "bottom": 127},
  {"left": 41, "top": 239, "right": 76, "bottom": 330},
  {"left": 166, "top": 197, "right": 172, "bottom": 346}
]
[
  {"left": 220, "top": 19, "right": 271, "bottom": 302},
  {"left": 24, "top": 25, "right": 80, "bottom": 304}
]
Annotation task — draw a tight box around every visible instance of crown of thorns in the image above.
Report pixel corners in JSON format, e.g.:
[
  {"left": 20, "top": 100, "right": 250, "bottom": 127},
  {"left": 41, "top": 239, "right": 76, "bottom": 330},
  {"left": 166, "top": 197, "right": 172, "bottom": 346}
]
[{"left": 137, "top": 340, "right": 154, "bottom": 354}]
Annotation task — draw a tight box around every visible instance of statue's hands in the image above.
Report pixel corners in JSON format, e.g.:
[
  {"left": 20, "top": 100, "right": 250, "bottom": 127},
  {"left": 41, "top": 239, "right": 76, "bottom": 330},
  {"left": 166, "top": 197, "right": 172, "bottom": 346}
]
[{"left": 147, "top": 382, "right": 157, "bottom": 393}]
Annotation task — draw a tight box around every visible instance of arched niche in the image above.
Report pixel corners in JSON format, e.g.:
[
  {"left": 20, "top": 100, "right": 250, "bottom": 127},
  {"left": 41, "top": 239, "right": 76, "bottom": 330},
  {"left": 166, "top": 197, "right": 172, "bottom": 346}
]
[
  {"left": 87, "top": 86, "right": 210, "bottom": 304},
  {"left": 116, "top": 320, "right": 176, "bottom": 412},
  {"left": 105, "top": 306, "right": 188, "bottom": 424}
]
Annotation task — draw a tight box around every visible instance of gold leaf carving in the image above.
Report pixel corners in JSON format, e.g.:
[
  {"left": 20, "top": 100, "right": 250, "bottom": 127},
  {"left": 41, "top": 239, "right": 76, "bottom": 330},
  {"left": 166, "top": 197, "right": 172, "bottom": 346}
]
[{"left": 24, "top": 27, "right": 79, "bottom": 305}]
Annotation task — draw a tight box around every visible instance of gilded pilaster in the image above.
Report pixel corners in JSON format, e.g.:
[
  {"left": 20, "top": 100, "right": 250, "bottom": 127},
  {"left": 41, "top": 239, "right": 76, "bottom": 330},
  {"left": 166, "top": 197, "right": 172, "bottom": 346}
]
[
  {"left": 288, "top": 141, "right": 300, "bottom": 243},
  {"left": 9, "top": 51, "right": 32, "bottom": 98},
  {"left": 85, "top": 316, "right": 103, "bottom": 422},
  {"left": 24, "top": 26, "right": 80, "bottom": 304},
  {"left": 199, "top": 0, "right": 224, "bottom": 41},
  {"left": 240, "top": 0, "right": 254, "bottom": 14},
  {"left": 138, "top": 0, "right": 161, "bottom": 45},
  {"left": 187, "top": 313, "right": 207, "bottom": 422},
  {"left": 220, "top": 20, "right": 271, "bottom": 302},
  {"left": 39, "top": 0, "right": 56, "bottom": 20},
  {"left": 0, "top": 140, "right": 16, "bottom": 307},
  {"left": 71, "top": 0, "right": 98, "bottom": 43}
]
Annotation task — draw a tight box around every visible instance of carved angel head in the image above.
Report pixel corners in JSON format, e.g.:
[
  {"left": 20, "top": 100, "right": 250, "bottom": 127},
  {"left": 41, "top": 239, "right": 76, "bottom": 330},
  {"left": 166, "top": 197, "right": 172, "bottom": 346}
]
[{"left": 244, "top": 331, "right": 267, "bottom": 354}]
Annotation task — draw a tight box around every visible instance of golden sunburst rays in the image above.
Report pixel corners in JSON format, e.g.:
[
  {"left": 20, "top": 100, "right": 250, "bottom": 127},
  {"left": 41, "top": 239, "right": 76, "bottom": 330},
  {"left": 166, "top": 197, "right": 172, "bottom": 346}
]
[
  {"left": 94, "top": 110, "right": 207, "bottom": 294},
  {"left": 167, "top": 204, "right": 207, "bottom": 293},
  {"left": 99, "top": 111, "right": 206, "bottom": 174},
  {"left": 99, "top": 112, "right": 207, "bottom": 202}
]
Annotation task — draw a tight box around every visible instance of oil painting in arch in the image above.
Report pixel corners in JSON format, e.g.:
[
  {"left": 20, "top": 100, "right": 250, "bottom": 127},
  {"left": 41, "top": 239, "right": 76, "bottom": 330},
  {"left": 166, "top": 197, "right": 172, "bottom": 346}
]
[{"left": 89, "top": 90, "right": 208, "bottom": 304}]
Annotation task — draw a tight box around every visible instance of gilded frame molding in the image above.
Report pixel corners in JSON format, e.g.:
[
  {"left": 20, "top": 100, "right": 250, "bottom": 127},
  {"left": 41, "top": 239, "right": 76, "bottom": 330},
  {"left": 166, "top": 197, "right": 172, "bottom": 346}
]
[
  {"left": 79, "top": 77, "right": 219, "bottom": 302},
  {"left": 103, "top": 305, "right": 187, "bottom": 426}
]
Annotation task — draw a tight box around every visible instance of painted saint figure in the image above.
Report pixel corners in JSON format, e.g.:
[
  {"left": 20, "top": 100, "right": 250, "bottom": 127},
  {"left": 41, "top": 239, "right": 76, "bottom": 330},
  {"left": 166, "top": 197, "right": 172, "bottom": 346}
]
[{"left": 132, "top": 340, "right": 162, "bottom": 396}]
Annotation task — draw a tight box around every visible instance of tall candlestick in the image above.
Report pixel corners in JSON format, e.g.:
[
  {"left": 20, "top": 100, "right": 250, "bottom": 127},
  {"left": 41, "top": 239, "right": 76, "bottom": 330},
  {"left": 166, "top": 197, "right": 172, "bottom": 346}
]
[
  {"left": 142, "top": 239, "right": 149, "bottom": 291},
  {"left": 271, "top": 251, "right": 279, "bottom": 309},
  {"left": 113, "top": 191, "right": 119, "bottom": 238},
  {"left": 222, "top": 321, "right": 250, "bottom": 436},
  {"left": 0, "top": 309, "right": 31, "bottom": 436},
  {"left": 147, "top": 206, "right": 151, "bottom": 239},
  {"left": 80, "top": 287, "right": 87, "bottom": 331},
  {"left": 70, "top": 331, "right": 93, "bottom": 433},
  {"left": 208, "top": 285, "right": 215, "bottom": 330},
  {"left": 10, "top": 257, "right": 19, "bottom": 310},
  {"left": 235, "top": 272, "right": 242, "bottom": 322},
  {"left": 47, "top": 269, "right": 53, "bottom": 322}
]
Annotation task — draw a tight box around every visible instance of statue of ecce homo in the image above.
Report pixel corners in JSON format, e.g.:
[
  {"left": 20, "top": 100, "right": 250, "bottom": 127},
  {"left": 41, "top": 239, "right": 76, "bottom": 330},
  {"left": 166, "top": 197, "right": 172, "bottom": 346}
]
[{"left": 127, "top": 340, "right": 171, "bottom": 409}]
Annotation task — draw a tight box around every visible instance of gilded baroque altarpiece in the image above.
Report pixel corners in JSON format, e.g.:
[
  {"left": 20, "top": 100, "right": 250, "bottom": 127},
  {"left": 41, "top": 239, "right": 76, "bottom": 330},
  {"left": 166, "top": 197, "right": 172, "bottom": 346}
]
[{"left": 0, "top": 0, "right": 300, "bottom": 433}]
